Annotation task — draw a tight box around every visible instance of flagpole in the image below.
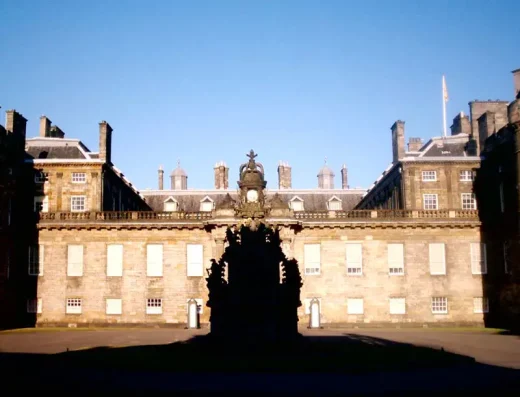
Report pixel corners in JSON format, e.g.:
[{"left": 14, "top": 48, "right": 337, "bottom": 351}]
[{"left": 442, "top": 75, "right": 447, "bottom": 137}]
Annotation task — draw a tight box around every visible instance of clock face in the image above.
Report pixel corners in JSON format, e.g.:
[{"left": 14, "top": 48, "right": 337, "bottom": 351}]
[{"left": 246, "top": 189, "right": 258, "bottom": 202}]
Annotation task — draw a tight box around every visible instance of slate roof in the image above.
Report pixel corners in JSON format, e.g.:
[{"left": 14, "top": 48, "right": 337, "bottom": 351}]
[
  {"left": 142, "top": 190, "right": 364, "bottom": 212},
  {"left": 25, "top": 145, "right": 86, "bottom": 160},
  {"left": 420, "top": 140, "right": 468, "bottom": 157}
]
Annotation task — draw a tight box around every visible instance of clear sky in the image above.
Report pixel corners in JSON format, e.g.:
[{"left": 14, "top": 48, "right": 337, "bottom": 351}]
[{"left": 1, "top": 0, "right": 519, "bottom": 191}]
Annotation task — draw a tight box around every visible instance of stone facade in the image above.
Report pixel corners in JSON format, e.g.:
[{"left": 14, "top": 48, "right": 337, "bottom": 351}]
[{"left": 33, "top": 209, "right": 485, "bottom": 327}]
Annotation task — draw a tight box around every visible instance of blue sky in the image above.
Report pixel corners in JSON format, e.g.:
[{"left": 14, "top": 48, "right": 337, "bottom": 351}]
[{"left": 1, "top": 0, "right": 519, "bottom": 191}]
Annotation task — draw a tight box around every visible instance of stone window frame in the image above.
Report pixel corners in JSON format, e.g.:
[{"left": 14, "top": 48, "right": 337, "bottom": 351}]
[
  {"left": 186, "top": 244, "right": 204, "bottom": 277},
  {"left": 146, "top": 244, "right": 163, "bottom": 277},
  {"left": 473, "top": 297, "right": 489, "bottom": 314},
  {"left": 66, "top": 298, "right": 82, "bottom": 314},
  {"left": 421, "top": 170, "right": 437, "bottom": 182},
  {"left": 67, "top": 244, "right": 84, "bottom": 277},
  {"left": 389, "top": 297, "right": 406, "bottom": 314},
  {"left": 431, "top": 297, "right": 448, "bottom": 314},
  {"left": 71, "top": 172, "right": 87, "bottom": 184},
  {"left": 146, "top": 298, "right": 163, "bottom": 315},
  {"left": 461, "top": 193, "right": 477, "bottom": 210},
  {"left": 423, "top": 194, "right": 438, "bottom": 210},
  {"left": 34, "top": 170, "right": 48, "bottom": 184},
  {"left": 106, "top": 244, "right": 123, "bottom": 277},
  {"left": 70, "top": 195, "right": 87, "bottom": 212}
]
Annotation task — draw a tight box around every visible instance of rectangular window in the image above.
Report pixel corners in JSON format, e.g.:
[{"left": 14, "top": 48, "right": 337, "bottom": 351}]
[
  {"left": 422, "top": 171, "right": 437, "bottom": 181},
  {"left": 304, "top": 244, "right": 321, "bottom": 275},
  {"left": 67, "top": 245, "right": 84, "bottom": 276},
  {"left": 460, "top": 170, "right": 474, "bottom": 181},
  {"left": 146, "top": 244, "right": 163, "bottom": 277},
  {"left": 71, "top": 196, "right": 86, "bottom": 212},
  {"left": 347, "top": 298, "right": 364, "bottom": 314},
  {"left": 388, "top": 243, "right": 404, "bottom": 275},
  {"left": 431, "top": 297, "right": 448, "bottom": 314},
  {"left": 34, "top": 196, "right": 49, "bottom": 212},
  {"left": 499, "top": 182, "right": 505, "bottom": 213},
  {"left": 200, "top": 201, "right": 213, "bottom": 212},
  {"left": 429, "top": 243, "right": 446, "bottom": 275},
  {"left": 470, "top": 243, "right": 487, "bottom": 274},
  {"left": 346, "top": 243, "right": 362, "bottom": 275},
  {"left": 106, "top": 298, "right": 122, "bottom": 315},
  {"left": 473, "top": 297, "right": 489, "bottom": 314},
  {"left": 66, "top": 298, "right": 82, "bottom": 314},
  {"left": 423, "top": 194, "right": 438, "bottom": 210},
  {"left": 27, "top": 298, "right": 42, "bottom": 314},
  {"left": 164, "top": 200, "right": 178, "bottom": 212},
  {"left": 28, "top": 245, "right": 44, "bottom": 276},
  {"left": 71, "top": 172, "right": 87, "bottom": 183},
  {"left": 461, "top": 193, "right": 477, "bottom": 210},
  {"left": 187, "top": 244, "right": 204, "bottom": 277},
  {"left": 34, "top": 171, "right": 48, "bottom": 183},
  {"left": 389, "top": 298, "right": 406, "bottom": 314},
  {"left": 106, "top": 244, "right": 123, "bottom": 277},
  {"left": 146, "top": 298, "right": 162, "bottom": 314}
]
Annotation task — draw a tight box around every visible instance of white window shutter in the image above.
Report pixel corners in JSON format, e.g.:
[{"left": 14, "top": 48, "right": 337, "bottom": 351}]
[
  {"left": 147, "top": 244, "right": 163, "bottom": 277},
  {"left": 389, "top": 298, "right": 406, "bottom": 314},
  {"left": 107, "top": 244, "right": 123, "bottom": 277},
  {"left": 42, "top": 196, "right": 49, "bottom": 212},
  {"left": 39, "top": 245, "right": 44, "bottom": 276},
  {"left": 304, "top": 244, "right": 321, "bottom": 274},
  {"left": 429, "top": 243, "right": 446, "bottom": 275},
  {"left": 37, "top": 298, "right": 43, "bottom": 314},
  {"left": 106, "top": 298, "right": 122, "bottom": 314},
  {"left": 347, "top": 298, "right": 364, "bottom": 314},
  {"left": 346, "top": 243, "right": 363, "bottom": 274},
  {"left": 187, "top": 244, "right": 204, "bottom": 277},
  {"left": 67, "top": 245, "right": 84, "bottom": 276},
  {"left": 388, "top": 243, "right": 404, "bottom": 274},
  {"left": 470, "top": 243, "right": 487, "bottom": 274}
]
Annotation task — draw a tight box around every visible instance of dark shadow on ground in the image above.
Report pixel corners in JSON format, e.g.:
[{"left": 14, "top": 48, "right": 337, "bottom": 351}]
[{"left": 0, "top": 333, "right": 519, "bottom": 395}]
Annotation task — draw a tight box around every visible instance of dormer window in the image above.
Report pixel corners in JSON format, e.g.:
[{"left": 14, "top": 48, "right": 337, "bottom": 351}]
[
  {"left": 163, "top": 197, "right": 178, "bottom": 212},
  {"left": 327, "top": 195, "right": 342, "bottom": 211},
  {"left": 290, "top": 196, "right": 304, "bottom": 211},
  {"left": 200, "top": 196, "right": 214, "bottom": 212}
]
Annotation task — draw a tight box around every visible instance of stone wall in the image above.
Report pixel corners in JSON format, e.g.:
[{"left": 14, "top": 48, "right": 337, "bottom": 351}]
[
  {"left": 34, "top": 218, "right": 487, "bottom": 327},
  {"left": 403, "top": 162, "right": 480, "bottom": 210}
]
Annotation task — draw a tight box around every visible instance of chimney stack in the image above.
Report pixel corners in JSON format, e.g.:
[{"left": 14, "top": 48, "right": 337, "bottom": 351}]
[
  {"left": 341, "top": 164, "right": 348, "bottom": 189},
  {"left": 158, "top": 165, "right": 164, "bottom": 190},
  {"left": 391, "top": 120, "right": 405, "bottom": 163},
  {"left": 214, "top": 161, "right": 229, "bottom": 189},
  {"left": 450, "top": 112, "right": 471, "bottom": 135},
  {"left": 39, "top": 115, "right": 51, "bottom": 137},
  {"left": 5, "top": 109, "right": 27, "bottom": 156},
  {"left": 277, "top": 161, "right": 292, "bottom": 189},
  {"left": 407, "top": 137, "right": 423, "bottom": 152},
  {"left": 513, "top": 68, "right": 520, "bottom": 99},
  {"left": 99, "top": 121, "right": 113, "bottom": 164}
]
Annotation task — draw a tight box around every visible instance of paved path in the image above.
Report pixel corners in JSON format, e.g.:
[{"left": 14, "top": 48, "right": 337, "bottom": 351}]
[
  {"left": 1, "top": 327, "right": 519, "bottom": 369},
  {"left": 0, "top": 327, "right": 519, "bottom": 395}
]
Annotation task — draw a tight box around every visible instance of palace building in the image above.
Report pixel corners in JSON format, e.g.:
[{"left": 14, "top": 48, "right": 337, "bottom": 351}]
[{"left": 1, "top": 68, "right": 519, "bottom": 330}]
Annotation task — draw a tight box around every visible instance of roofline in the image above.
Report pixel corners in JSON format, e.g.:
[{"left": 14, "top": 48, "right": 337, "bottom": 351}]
[
  {"left": 25, "top": 159, "right": 104, "bottom": 164},
  {"left": 140, "top": 188, "right": 367, "bottom": 195},
  {"left": 400, "top": 156, "right": 480, "bottom": 162}
]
